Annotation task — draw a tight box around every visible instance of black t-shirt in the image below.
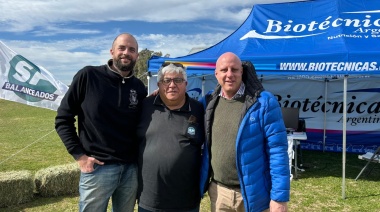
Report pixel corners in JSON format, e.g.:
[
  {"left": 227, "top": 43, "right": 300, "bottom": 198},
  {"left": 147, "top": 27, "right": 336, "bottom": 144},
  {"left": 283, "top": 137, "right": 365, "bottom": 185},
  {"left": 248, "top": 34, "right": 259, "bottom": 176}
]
[{"left": 137, "top": 94, "right": 205, "bottom": 211}]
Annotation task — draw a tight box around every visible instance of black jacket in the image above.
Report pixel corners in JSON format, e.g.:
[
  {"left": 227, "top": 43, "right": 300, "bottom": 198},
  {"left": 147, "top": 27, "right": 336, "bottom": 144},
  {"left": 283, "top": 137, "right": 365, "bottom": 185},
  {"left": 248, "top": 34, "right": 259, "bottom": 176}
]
[{"left": 55, "top": 60, "right": 147, "bottom": 163}]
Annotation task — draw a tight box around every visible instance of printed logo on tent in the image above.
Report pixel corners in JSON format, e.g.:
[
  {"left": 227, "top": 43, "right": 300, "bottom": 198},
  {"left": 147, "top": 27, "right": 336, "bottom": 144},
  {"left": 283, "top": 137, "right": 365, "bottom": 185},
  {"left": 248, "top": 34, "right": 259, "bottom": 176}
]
[
  {"left": 2, "top": 55, "right": 58, "bottom": 102},
  {"left": 240, "top": 9, "right": 380, "bottom": 40}
]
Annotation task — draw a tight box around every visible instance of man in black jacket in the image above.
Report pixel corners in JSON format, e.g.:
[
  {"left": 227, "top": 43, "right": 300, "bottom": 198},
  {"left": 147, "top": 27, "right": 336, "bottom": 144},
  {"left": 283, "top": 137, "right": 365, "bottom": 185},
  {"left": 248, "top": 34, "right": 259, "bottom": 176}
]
[{"left": 55, "top": 33, "right": 147, "bottom": 212}]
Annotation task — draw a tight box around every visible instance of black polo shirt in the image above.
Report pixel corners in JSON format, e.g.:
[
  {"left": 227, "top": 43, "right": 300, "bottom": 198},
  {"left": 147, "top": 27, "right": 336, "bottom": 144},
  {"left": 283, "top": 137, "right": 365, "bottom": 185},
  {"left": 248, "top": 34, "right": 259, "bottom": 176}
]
[{"left": 137, "top": 94, "right": 205, "bottom": 211}]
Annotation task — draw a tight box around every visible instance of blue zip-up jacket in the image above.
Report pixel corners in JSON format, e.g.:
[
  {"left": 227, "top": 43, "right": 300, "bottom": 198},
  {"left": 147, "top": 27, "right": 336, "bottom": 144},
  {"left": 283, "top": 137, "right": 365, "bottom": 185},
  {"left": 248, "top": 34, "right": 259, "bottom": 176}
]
[{"left": 200, "top": 61, "right": 290, "bottom": 212}]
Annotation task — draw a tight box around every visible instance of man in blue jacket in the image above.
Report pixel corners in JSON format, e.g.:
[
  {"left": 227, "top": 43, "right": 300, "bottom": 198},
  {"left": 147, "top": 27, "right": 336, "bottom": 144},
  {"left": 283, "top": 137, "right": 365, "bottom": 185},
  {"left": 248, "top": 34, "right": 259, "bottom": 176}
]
[{"left": 200, "top": 52, "right": 290, "bottom": 212}]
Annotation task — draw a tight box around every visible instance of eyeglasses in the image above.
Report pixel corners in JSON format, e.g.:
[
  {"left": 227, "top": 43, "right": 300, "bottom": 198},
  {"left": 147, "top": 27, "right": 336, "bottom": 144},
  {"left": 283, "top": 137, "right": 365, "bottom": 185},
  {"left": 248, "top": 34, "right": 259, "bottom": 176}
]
[
  {"left": 162, "top": 62, "right": 185, "bottom": 68},
  {"left": 160, "top": 78, "right": 186, "bottom": 85}
]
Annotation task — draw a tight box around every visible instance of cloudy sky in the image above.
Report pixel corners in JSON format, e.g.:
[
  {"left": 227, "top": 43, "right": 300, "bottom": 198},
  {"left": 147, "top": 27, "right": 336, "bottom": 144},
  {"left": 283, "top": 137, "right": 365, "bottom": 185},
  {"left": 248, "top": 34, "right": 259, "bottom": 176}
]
[{"left": 0, "top": 0, "right": 303, "bottom": 85}]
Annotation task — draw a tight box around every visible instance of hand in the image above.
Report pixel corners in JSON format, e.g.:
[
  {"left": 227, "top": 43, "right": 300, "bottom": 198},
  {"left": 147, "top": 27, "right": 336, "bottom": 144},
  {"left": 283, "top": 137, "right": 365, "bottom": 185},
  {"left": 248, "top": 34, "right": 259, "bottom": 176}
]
[
  {"left": 77, "top": 155, "right": 104, "bottom": 173},
  {"left": 270, "top": 200, "right": 287, "bottom": 212}
]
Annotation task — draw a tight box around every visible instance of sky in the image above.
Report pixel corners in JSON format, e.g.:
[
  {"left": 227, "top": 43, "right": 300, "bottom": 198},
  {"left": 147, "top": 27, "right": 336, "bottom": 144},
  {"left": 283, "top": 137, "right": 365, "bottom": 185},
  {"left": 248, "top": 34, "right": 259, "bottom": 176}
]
[{"left": 0, "top": 0, "right": 304, "bottom": 85}]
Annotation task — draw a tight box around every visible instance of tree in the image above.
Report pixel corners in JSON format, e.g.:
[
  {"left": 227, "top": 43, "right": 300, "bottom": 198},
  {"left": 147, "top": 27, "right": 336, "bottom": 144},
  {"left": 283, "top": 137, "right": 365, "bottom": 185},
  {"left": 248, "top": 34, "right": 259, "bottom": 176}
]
[{"left": 135, "top": 49, "right": 169, "bottom": 85}]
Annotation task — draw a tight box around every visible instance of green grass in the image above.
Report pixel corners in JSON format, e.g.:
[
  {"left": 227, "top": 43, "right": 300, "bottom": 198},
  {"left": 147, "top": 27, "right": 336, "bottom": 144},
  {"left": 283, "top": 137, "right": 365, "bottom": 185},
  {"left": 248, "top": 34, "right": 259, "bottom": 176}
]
[
  {"left": 0, "top": 99, "right": 379, "bottom": 211},
  {"left": 0, "top": 99, "right": 73, "bottom": 172}
]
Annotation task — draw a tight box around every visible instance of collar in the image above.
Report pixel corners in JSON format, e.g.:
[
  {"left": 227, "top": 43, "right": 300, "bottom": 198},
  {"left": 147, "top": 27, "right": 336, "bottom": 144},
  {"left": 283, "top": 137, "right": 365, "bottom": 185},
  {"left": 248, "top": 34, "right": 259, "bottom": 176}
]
[
  {"left": 107, "top": 59, "right": 134, "bottom": 79},
  {"left": 219, "top": 82, "right": 245, "bottom": 100},
  {"left": 153, "top": 93, "right": 191, "bottom": 112}
]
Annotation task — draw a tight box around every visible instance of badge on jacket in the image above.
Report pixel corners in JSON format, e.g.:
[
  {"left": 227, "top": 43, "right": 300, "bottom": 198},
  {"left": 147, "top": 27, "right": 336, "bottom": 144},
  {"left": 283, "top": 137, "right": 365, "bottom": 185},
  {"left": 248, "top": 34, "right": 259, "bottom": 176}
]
[
  {"left": 186, "top": 115, "right": 201, "bottom": 146},
  {"left": 129, "top": 89, "right": 138, "bottom": 109}
]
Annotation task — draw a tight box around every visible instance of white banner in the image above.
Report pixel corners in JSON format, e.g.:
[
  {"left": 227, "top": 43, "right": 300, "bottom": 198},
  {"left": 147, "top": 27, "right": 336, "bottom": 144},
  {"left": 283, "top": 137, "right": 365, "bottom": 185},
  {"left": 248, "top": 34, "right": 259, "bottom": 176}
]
[
  {"left": 0, "top": 41, "right": 68, "bottom": 111},
  {"left": 167, "top": 74, "right": 380, "bottom": 153},
  {"left": 264, "top": 76, "right": 380, "bottom": 153}
]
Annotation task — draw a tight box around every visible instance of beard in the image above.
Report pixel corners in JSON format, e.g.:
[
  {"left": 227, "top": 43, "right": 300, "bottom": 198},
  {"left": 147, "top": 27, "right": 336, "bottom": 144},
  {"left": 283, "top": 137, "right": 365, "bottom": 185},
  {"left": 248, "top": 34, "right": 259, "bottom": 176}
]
[{"left": 114, "top": 56, "right": 136, "bottom": 73}]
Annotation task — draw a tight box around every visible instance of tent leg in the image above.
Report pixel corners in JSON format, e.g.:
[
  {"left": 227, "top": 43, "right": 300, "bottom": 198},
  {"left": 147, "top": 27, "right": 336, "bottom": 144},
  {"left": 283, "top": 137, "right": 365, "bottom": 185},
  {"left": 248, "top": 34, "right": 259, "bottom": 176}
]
[
  {"left": 323, "top": 78, "right": 328, "bottom": 152},
  {"left": 342, "top": 75, "right": 348, "bottom": 199}
]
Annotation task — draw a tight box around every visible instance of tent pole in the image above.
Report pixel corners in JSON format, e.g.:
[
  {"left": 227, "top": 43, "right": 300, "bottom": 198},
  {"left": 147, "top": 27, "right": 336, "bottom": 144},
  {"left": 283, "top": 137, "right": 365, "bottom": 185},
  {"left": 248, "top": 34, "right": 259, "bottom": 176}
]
[
  {"left": 323, "top": 78, "right": 328, "bottom": 152},
  {"left": 342, "top": 75, "right": 348, "bottom": 199},
  {"left": 147, "top": 74, "right": 151, "bottom": 95},
  {"left": 202, "top": 76, "right": 205, "bottom": 97}
]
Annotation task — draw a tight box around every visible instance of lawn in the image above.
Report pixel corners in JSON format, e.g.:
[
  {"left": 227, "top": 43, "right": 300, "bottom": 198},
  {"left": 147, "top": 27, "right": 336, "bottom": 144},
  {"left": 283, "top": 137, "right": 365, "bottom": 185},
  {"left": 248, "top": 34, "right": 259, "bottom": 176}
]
[{"left": 0, "top": 99, "right": 379, "bottom": 211}]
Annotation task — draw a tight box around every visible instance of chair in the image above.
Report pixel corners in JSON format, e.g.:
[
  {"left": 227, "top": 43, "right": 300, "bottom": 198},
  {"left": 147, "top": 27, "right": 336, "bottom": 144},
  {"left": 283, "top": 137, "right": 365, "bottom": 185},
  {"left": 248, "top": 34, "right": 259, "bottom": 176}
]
[{"left": 355, "top": 146, "right": 380, "bottom": 181}]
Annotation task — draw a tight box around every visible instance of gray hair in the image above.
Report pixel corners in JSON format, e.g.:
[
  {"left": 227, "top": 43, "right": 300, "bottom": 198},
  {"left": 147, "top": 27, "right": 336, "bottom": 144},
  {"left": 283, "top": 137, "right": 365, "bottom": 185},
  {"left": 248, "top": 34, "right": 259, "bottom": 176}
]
[{"left": 157, "top": 63, "right": 187, "bottom": 82}]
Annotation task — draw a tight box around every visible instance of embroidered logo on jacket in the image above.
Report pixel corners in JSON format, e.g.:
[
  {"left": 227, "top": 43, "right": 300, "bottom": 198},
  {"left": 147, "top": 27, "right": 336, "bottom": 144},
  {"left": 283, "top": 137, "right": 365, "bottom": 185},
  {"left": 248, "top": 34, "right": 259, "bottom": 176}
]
[
  {"left": 129, "top": 89, "right": 138, "bottom": 108},
  {"left": 187, "top": 127, "right": 196, "bottom": 136}
]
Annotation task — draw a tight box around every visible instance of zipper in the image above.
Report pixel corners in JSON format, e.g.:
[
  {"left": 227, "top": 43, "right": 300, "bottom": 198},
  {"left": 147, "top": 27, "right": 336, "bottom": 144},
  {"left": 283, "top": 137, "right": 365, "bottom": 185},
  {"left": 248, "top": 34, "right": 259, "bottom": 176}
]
[
  {"left": 119, "top": 77, "right": 126, "bottom": 106},
  {"left": 118, "top": 81, "right": 122, "bottom": 107}
]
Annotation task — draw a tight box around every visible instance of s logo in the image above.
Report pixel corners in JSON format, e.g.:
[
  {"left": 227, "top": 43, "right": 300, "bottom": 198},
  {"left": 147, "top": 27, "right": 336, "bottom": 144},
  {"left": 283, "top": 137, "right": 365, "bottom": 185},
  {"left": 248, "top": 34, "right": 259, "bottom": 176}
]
[{"left": 8, "top": 55, "right": 57, "bottom": 102}]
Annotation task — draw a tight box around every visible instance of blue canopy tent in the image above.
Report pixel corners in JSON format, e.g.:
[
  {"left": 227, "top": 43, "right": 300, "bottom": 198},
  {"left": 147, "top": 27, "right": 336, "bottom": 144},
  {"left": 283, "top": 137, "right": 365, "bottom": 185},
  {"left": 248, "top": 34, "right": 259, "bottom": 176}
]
[
  {"left": 148, "top": 0, "right": 380, "bottom": 198},
  {"left": 149, "top": 0, "right": 380, "bottom": 75}
]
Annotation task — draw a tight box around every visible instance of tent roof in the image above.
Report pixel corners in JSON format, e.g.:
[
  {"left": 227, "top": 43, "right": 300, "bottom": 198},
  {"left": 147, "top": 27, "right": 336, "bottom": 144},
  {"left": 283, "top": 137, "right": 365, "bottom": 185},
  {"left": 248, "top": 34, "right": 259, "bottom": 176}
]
[{"left": 148, "top": 0, "right": 380, "bottom": 76}]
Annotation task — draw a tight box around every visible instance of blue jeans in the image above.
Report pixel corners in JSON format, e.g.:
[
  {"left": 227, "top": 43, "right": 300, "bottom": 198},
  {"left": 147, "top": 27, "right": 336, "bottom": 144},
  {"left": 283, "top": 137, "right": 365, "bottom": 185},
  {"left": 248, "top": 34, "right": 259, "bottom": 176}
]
[{"left": 79, "top": 163, "right": 138, "bottom": 212}]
